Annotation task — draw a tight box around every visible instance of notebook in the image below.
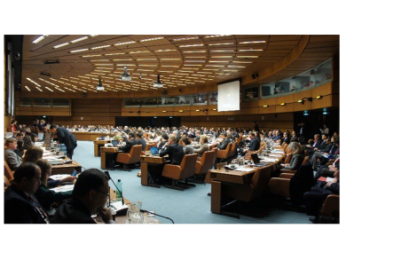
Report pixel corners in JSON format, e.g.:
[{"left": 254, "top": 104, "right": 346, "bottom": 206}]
[{"left": 150, "top": 146, "right": 159, "bottom": 156}]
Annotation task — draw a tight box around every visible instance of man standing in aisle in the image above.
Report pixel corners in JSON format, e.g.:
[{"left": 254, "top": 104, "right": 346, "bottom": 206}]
[{"left": 49, "top": 124, "right": 77, "bottom": 159}]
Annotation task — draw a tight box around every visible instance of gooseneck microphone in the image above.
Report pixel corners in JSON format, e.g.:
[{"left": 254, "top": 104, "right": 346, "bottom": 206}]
[
  {"left": 140, "top": 209, "right": 174, "bottom": 224},
  {"left": 104, "top": 171, "right": 124, "bottom": 205}
]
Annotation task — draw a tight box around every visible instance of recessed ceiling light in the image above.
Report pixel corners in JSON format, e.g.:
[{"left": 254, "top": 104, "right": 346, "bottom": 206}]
[
  {"left": 71, "top": 48, "right": 89, "bottom": 53},
  {"left": 25, "top": 86, "right": 31, "bottom": 91},
  {"left": 239, "top": 41, "right": 266, "bottom": 44},
  {"left": 161, "top": 65, "right": 179, "bottom": 68},
  {"left": 137, "top": 58, "right": 157, "bottom": 61},
  {"left": 228, "top": 65, "right": 245, "bottom": 68},
  {"left": 232, "top": 61, "right": 252, "bottom": 63},
  {"left": 36, "top": 87, "right": 43, "bottom": 92},
  {"left": 140, "top": 37, "right": 164, "bottom": 42},
  {"left": 209, "top": 60, "right": 229, "bottom": 63},
  {"left": 183, "top": 50, "right": 206, "bottom": 53},
  {"left": 239, "top": 49, "right": 263, "bottom": 52},
  {"left": 53, "top": 42, "right": 70, "bottom": 49},
  {"left": 210, "top": 50, "right": 235, "bottom": 53},
  {"left": 155, "top": 49, "right": 177, "bottom": 52},
  {"left": 71, "top": 36, "right": 89, "bottom": 43},
  {"left": 237, "top": 56, "right": 258, "bottom": 58},
  {"left": 185, "top": 60, "right": 205, "bottom": 63},
  {"left": 208, "top": 43, "right": 234, "bottom": 46},
  {"left": 173, "top": 36, "right": 198, "bottom": 41},
  {"left": 204, "top": 35, "right": 231, "bottom": 38},
  {"left": 114, "top": 41, "right": 136, "bottom": 46},
  {"left": 160, "top": 58, "right": 181, "bottom": 61},
  {"left": 83, "top": 55, "right": 102, "bottom": 58},
  {"left": 94, "top": 63, "right": 114, "bottom": 66},
  {"left": 45, "top": 87, "right": 54, "bottom": 92},
  {"left": 179, "top": 44, "right": 204, "bottom": 48},
  {"left": 105, "top": 53, "right": 125, "bottom": 56},
  {"left": 32, "top": 35, "right": 48, "bottom": 44},
  {"left": 91, "top": 45, "right": 111, "bottom": 50},
  {"left": 129, "top": 51, "right": 150, "bottom": 54}
]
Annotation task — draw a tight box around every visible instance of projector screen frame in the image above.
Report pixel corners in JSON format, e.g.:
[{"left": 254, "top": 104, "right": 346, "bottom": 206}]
[{"left": 217, "top": 78, "right": 242, "bottom": 112}]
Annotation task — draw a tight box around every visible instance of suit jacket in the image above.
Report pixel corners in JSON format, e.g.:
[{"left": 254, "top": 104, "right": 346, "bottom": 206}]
[
  {"left": 320, "top": 143, "right": 333, "bottom": 153},
  {"left": 34, "top": 183, "right": 72, "bottom": 210},
  {"left": 4, "top": 148, "right": 22, "bottom": 171},
  {"left": 119, "top": 138, "right": 137, "bottom": 153},
  {"left": 50, "top": 197, "right": 95, "bottom": 224},
  {"left": 135, "top": 138, "right": 146, "bottom": 151},
  {"left": 56, "top": 127, "right": 77, "bottom": 151},
  {"left": 249, "top": 137, "right": 261, "bottom": 151},
  {"left": 312, "top": 139, "right": 322, "bottom": 148},
  {"left": 160, "top": 143, "right": 185, "bottom": 165},
  {"left": 217, "top": 138, "right": 230, "bottom": 150},
  {"left": 283, "top": 137, "right": 291, "bottom": 145},
  {"left": 193, "top": 143, "right": 209, "bottom": 157},
  {"left": 4, "top": 185, "right": 48, "bottom": 223},
  {"left": 282, "top": 153, "right": 304, "bottom": 170}
]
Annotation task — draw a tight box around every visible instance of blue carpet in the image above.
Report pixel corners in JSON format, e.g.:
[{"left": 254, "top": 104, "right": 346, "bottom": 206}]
[{"left": 73, "top": 141, "right": 310, "bottom": 224}]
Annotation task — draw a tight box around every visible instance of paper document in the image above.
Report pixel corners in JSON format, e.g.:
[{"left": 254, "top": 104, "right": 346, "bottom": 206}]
[
  {"left": 49, "top": 184, "right": 74, "bottom": 193},
  {"left": 49, "top": 174, "right": 71, "bottom": 181}
]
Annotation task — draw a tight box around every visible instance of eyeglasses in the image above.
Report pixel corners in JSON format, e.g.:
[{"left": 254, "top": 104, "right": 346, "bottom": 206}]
[{"left": 94, "top": 189, "right": 110, "bottom": 199}]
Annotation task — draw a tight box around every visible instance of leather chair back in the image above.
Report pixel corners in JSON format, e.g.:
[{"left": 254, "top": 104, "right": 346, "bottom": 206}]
[
  {"left": 180, "top": 154, "right": 198, "bottom": 179},
  {"left": 268, "top": 177, "right": 291, "bottom": 197},
  {"left": 195, "top": 150, "right": 216, "bottom": 175},
  {"left": 284, "top": 153, "right": 292, "bottom": 164},
  {"left": 301, "top": 156, "right": 309, "bottom": 165},
  {"left": 229, "top": 141, "right": 237, "bottom": 157},
  {"left": 116, "top": 145, "right": 142, "bottom": 164},
  {"left": 321, "top": 194, "right": 340, "bottom": 217},
  {"left": 250, "top": 166, "right": 272, "bottom": 200},
  {"left": 216, "top": 142, "right": 232, "bottom": 160}
]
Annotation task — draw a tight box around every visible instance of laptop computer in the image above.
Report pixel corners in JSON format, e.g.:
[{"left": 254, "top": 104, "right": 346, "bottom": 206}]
[
  {"left": 111, "top": 140, "right": 118, "bottom": 147},
  {"left": 150, "top": 146, "right": 159, "bottom": 156},
  {"left": 37, "top": 132, "right": 44, "bottom": 141}
]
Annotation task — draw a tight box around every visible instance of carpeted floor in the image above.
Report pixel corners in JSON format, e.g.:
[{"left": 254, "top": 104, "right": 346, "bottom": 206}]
[{"left": 72, "top": 141, "right": 310, "bottom": 224}]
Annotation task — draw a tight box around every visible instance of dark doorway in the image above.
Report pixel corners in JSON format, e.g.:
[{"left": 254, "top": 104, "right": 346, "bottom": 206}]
[{"left": 115, "top": 117, "right": 181, "bottom": 128}]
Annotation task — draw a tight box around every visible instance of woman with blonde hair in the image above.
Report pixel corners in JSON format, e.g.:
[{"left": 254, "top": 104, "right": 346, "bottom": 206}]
[
  {"left": 193, "top": 135, "right": 210, "bottom": 157},
  {"left": 22, "top": 146, "right": 43, "bottom": 164},
  {"left": 281, "top": 142, "right": 304, "bottom": 171}
]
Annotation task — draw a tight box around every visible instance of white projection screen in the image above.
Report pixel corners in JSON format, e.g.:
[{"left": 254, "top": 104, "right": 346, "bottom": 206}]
[{"left": 217, "top": 80, "right": 240, "bottom": 112}]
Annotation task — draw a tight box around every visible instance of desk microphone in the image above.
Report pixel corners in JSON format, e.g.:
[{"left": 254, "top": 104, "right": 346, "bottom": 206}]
[
  {"left": 140, "top": 209, "right": 174, "bottom": 224},
  {"left": 104, "top": 171, "right": 124, "bottom": 205}
]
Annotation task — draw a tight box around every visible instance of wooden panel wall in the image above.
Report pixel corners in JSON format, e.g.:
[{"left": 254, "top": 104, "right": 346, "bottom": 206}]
[
  {"left": 181, "top": 113, "right": 294, "bottom": 132},
  {"left": 53, "top": 98, "right": 122, "bottom": 127}
]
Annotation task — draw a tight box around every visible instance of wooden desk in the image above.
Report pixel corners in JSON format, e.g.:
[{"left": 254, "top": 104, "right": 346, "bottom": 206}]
[
  {"left": 140, "top": 155, "right": 166, "bottom": 187},
  {"left": 100, "top": 147, "right": 119, "bottom": 169},
  {"left": 51, "top": 160, "right": 82, "bottom": 175},
  {"left": 94, "top": 140, "right": 111, "bottom": 157},
  {"left": 71, "top": 131, "right": 116, "bottom": 141}
]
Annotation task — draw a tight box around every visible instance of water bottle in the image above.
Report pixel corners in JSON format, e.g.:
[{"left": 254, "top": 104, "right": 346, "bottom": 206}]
[{"left": 116, "top": 179, "right": 123, "bottom": 202}]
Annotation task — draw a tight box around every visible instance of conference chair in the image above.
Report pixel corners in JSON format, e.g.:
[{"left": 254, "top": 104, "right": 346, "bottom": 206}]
[
  {"left": 192, "top": 150, "right": 217, "bottom": 184},
  {"left": 279, "top": 173, "right": 295, "bottom": 179},
  {"left": 219, "top": 165, "right": 272, "bottom": 218},
  {"left": 161, "top": 153, "right": 198, "bottom": 191},
  {"left": 227, "top": 141, "right": 238, "bottom": 163},
  {"left": 216, "top": 142, "right": 232, "bottom": 163},
  {"left": 283, "top": 153, "right": 292, "bottom": 164},
  {"left": 320, "top": 194, "right": 340, "bottom": 223},
  {"left": 116, "top": 145, "right": 142, "bottom": 171},
  {"left": 268, "top": 177, "right": 291, "bottom": 198},
  {"left": 4, "top": 160, "right": 14, "bottom": 181}
]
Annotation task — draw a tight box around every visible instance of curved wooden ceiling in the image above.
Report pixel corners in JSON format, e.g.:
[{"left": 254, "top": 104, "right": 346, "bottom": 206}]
[{"left": 21, "top": 35, "right": 339, "bottom": 95}]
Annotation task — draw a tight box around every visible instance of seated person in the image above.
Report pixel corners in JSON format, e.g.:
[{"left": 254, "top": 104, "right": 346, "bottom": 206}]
[
  {"left": 243, "top": 132, "right": 260, "bottom": 153},
  {"left": 22, "top": 145, "right": 43, "bottom": 164},
  {"left": 15, "top": 139, "right": 25, "bottom": 158},
  {"left": 4, "top": 138, "right": 22, "bottom": 171},
  {"left": 31, "top": 133, "right": 38, "bottom": 143},
  {"left": 193, "top": 135, "right": 210, "bottom": 157},
  {"left": 160, "top": 135, "right": 184, "bottom": 165},
  {"left": 4, "top": 163, "right": 49, "bottom": 223},
  {"left": 314, "top": 157, "right": 339, "bottom": 182},
  {"left": 134, "top": 132, "right": 146, "bottom": 151},
  {"left": 304, "top": 170, "right": 339, "bottom": 223},
  {"left": 216, "top": 133, "right": 230, "bottom": 150},
  {"left": 310, "top": 137, "right": 339, "bottom": 170},
  {"left": 158, "top": 133, "right": 168, "bottom": 150},
  {"left": 51, "top": 169, "right": 114, "bottom": 224},
  {"left": 118, "top": 132, "right": 137, "bottom": 153},
  {"left": 34, "top": 159, "right": 73, "bottom": 213},
  {"left": 23, "top": 134, "right": 34, "bottom": 150},
  {"left": 280, "top": 142, "right": 304, "bottom": 171},
  {"left": 181, "top": 138, "right": 194, "bottom": 154}
]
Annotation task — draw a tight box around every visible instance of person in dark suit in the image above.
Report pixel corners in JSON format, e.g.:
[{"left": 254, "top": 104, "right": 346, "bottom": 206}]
[
  {"left": 253, "top": 122, "right": 260, "bottom": 132},
  {"left": 118, "top": 132, "right": 137, "bottom": 153},
  {"left": 4, "top": 163, "right": 49, "bottom": 223},
  {"left": 160, "top": 135, "right": 184, "bottom": 165},
  {"left": 134, "top": 132, "right": 146, "bottom": 151},
  {"left": 247, "top": 132, "right": 260, "bottom": 152},
  {"left": 304, "top": 170, "right": 339, "bottom": 223},
  {"left": 282, "top": 131, "right": 291, "bottom": 145},
  {"left": 217, "top": 133, "right": 230, "bottom": 150},
  {"left": 50, "top": 124, "right": 77, "bottom": 159},
  {"left": 51, "top": 169, "right": 114, "bottom": 224}
]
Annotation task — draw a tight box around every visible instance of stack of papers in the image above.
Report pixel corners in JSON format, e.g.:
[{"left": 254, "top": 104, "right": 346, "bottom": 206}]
[
  {"left": 49, "top": 184, "right": 74, "bottom": 193},
  {"left": 260, "top": 157, "right": 278, "bottom": 163},
  {"left": 49, "top": 174, "right": 71, "bottom": 181}
]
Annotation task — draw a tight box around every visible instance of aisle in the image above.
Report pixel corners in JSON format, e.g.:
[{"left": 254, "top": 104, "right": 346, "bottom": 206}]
[{"left": 73, "top": 141, "right": 310, "bottom": 224}]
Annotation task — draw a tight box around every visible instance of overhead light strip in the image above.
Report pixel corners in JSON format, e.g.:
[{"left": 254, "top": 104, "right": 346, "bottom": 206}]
[
  {"left": 32, "top": 35, "right": 48, "bottom": 44},
  {"left": 71, "top": 36, "right": 89, "bottom": 43}
]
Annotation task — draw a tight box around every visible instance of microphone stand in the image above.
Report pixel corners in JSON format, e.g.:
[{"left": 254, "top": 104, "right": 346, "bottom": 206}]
[
  {"left": 140, "top": 209, "right": 174, "bottom": 224},
  {"left": 104, "top": 171, "right": 124, "bottom": 205}
]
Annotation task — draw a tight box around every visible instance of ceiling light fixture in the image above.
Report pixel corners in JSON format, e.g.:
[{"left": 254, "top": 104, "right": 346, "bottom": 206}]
[
  {"left": 96, "top": 79, "right": 104, "bottom": 91},
  {"left": 33, "top": 35, "right": 48, "bottom": 44},
  {"left": 140, "top": 37, "right": 164, "bottom": 42},
  {"left": 71, "top": 36, "right": 89, "bottom": 43},
  {"left": 71, "top": 48, "right": 89, "bottom": 53},
  {"left": 114, "top": 41, "right": 136, "bottom": 46},
  {"left": 53, "top": 42, "right": 69, "bottom": 49},
  {"left": 121, "top": 66, "right": 132, "bottom": 81},
  {"left": 153, "top": 75, "right": 163, "bottom": 88}
]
